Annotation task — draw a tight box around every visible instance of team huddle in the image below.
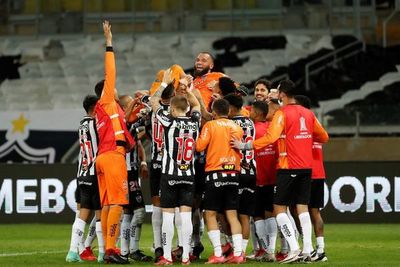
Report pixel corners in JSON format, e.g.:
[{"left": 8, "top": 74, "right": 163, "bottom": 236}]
[{"left": 66, "top": 21, "right": 329, "bottom": 265}]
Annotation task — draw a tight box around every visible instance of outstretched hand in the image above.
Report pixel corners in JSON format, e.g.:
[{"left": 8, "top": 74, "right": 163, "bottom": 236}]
[
  {"left": 103, "top": 20, "right": 112, "bottom": 46},
  {"left": 230, "top": 136, "right": 245, "bottom": 150},
  {"left": 162, "top": 68, "right": 174, "bottom": 85}
]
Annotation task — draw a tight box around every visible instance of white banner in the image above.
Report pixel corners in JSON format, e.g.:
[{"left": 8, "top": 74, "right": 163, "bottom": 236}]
[{"left": 0, "top": 110, "right": 85, "bottom": 131}]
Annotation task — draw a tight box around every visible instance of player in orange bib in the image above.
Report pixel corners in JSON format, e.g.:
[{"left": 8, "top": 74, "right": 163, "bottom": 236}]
[
  {"left": 93, "top": 21, "right": 135, "bottom": 264},
  {"left": 192, "top": 52, "right": 225, "bottom": 111},
  {"left": 196, "top": 99, "right": 245, "bottom": 264}
]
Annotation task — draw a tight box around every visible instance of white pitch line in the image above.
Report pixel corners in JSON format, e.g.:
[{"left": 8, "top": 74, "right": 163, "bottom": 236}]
[{"left": 0, "top": 250, "right": 65, "bottom": 257}]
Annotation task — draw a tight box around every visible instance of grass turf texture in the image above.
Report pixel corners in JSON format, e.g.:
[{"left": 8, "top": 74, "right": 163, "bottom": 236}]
[{"left": 0, "top": 224, "right": 399, "bottom": 267}]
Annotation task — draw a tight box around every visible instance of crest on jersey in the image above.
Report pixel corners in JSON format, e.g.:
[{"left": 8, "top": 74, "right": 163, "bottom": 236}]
[
  {"left": 0, "top": 114, "right": 55, "bottom": 163},
  {"left": 299, "top": 116, "right": 308, "bottom": 132}
]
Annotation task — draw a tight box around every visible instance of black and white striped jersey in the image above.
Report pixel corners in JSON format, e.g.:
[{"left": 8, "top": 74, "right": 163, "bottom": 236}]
[
  {"left": 126, "top": 124, "right": 139, "bottom": 172},
  {"left": 77, "top": 116, "right": 98, "bottom": 177},
  {"left": 156, "top": 108, "right": 201, "bottom": 179},
  {"left": 231, "top": 116, "right": 257, "bottom": 176},
  {"left": 149, "top": 103, "right": 170, "bottom": 168}
]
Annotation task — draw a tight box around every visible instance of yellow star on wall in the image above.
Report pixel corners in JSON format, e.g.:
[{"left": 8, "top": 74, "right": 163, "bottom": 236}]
[{"left": 12, "top": 114, "right": 29, "bottom": 133}]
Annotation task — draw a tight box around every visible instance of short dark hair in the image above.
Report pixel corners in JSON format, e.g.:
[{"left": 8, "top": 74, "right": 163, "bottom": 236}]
[
  {"left": 212, "top": 99, "right": 230, "bottom": 116},
  {"left": 83, "top": 95, "right": 99, "bottom": 113},
  {"left": 278, "top": 79, "right": 296, "bottom": 97},
  {"left": 252, "top": 101, "right": 269, "bottom": 116},
  {"left": 219, "top": 77, "right": 236, "bottom": 96},
  {"left": 170, "top": 95, "right": 189, "bottom": 113},
  {"left": 254, "top": 79, "right": 272, "bottom": 90},
  {"left": 161, "top": 83, "right": 175, "bottom": 100},
  {"left": 199, "top": 51, "right": 215, "bottom": 63},
  {"left": 294, "top": 95, "right": 311, "bottom": 109},
  {"left": 224, "top": 93, "right": 243, "bottom": 110},
  {"left": 95, "top": 79, "right": 105, "bottom": 97}
]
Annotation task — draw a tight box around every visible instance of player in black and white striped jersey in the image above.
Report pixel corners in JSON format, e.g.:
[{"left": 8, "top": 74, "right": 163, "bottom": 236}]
[
  {"left": 150, "top": 68, "right": 201, "bottom": 265},
  {"left": 118, "top": 95, "right": 152, "bottom": 262},
  {"left": 147, "top": 82, "right": 174, "bottom": 262},
  {"left": 77, "top": 116, "right": 98, "bottom": 177},
  {"left": 224, "top": 93, "right": 257, "bottom": 257},
  {"left": 66, "top": 95, "right": 105, "bottom": 263}
]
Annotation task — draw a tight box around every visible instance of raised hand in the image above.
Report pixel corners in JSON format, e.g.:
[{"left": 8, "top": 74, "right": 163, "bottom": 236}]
[
  {"left": 162, "top": 68, "right": 174, "bottom": 85},
  {"left": 103, "top": 20, "right": 112, "bottom": 47}
]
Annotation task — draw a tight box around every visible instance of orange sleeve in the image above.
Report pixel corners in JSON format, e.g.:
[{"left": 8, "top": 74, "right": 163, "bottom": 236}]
[
  {"left": 100, "top": 50, "right": 116, "bottom": 104},
  {"left": 171, "top": 64, "right": 185, "bottom": 89},
  {"left": 196, "top": 122, "right": 211, "bottom": 152},
  {"left": 253, "top": 110, "right": 284, "bottom": 150},
  {"left": 149, "top": 70, "right": 164, "bottom": 96},
  {"left": 313, "top": 118, "right": 329, "bottom": 143}
]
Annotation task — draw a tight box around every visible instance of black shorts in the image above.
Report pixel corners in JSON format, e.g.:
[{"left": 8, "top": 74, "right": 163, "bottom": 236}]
[
  {"left": 75, "top": 179, "right": 81, "bottom": 204},
  {"left": 150, "top": 162, "right": 162, "bottom": 197},
  {"left": 124, "top": 170, "right": 145, "bottom": 210},
  {"left": 194, "top": 160, "right": 206, "bottom": 195},
  {"left": 238, "top": 174, "right": 256, "bottom": 216},
  {"left": 160, "top": 175, "right": 194, "bottom": 208},
  {"left": 309, "top": 179, "right": 325, "bottom": 208},
  {"left": 274, "top": 169, "right": 311, "bottom": 206},
  {"left": 254, "top": 185, "right": 275, "bottom": 217},
  {"left": 202, "top": 172, "right": 239, "bottom": 212},
  {"left": 77, "top": 175, "right": 101, "bottom": 210}
]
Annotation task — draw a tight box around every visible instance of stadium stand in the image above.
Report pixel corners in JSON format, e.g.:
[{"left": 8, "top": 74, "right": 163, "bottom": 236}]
[{"left": 1, "top": 32, "right": 400, "bottom": 118}]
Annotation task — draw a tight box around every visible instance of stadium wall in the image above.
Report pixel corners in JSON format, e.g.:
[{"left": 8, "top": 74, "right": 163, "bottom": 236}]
[{"left": 0, "top": 162, "right": 399, "bottom": 224}]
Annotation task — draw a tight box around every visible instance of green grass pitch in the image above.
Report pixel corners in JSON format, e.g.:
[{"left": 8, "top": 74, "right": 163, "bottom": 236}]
[{"left": 0, "top": 224, "right": 399, "bottom": 267}]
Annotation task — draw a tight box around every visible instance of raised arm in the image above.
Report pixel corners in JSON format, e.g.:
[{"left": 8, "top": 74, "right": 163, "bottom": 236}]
[
  {"left": 137, "top": 140, "right": 149, "bottom": 179},
  {"left": 150, "top": 68, "right": 173, "bottom": 112},
  {"left": 186, "top": 90, "right": 201, "bottom": 114},
  {"left": 99, "top": 20, "right": 116, "bottom": 103}
]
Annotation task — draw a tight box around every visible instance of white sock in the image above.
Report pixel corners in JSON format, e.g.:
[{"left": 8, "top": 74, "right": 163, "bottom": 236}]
[
  {"left": 162, "top": 212, "right": 175, "bottom": 261},
  {"left": 200, "top": 217, "right": 204, "bottom": 240},
  {"left": 84, "top": 216, "right": 97, "bottom": 248},
  {"left": 175, "top": 208, "right": 183, "bottom": 247},
  {"left": 180, "top": 212, "right": 193, "bottom": 261},
  {"left": 152, "top": 206, "right": 163, "bottom": 249},
  {"left": 208, "top": 230, "right": 222, "bottom": 257},
  {"left": 280, "top": 231, "right": 289, "bottom": 254},
  {"left": 316, "top": 236, "right": 325, "bottom": 253},
  {"left": 69, "top": 216, "right": 78, "bottom": 252},
  {"left": 287, "top": 210, "right": 299, "bottom": 240},
  {"left": 299, "top": 212, "right": 313, "bottom": 255},
  {"left": 276, "top": 213, "right": 299, "bottom": 252},
  {"left": 120, "top": 214, "right": 132, "bottom": 256},
  {"left": 265, "top": 218, "right": 278, "bottom": 254},
  {"left": 232, "top": 234, "right": 243, "bottom": 256},
  {"left": 250, "top": 218, "right": 259, "bottom": 251},
  {"left": 254, "top": 219, "right": 268, "bottom": 250},
  {"left": 96, "top": 220, "right": 105, "bottom": 254},
  {"left": 69, "top": 217, "right": 86, "bottom": 254},
  {"left": 242, "top": 239, "right": 249, "bottom": 254},
  {"left": 130, "top": 208, "right": 145, "bottom": 253}
]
